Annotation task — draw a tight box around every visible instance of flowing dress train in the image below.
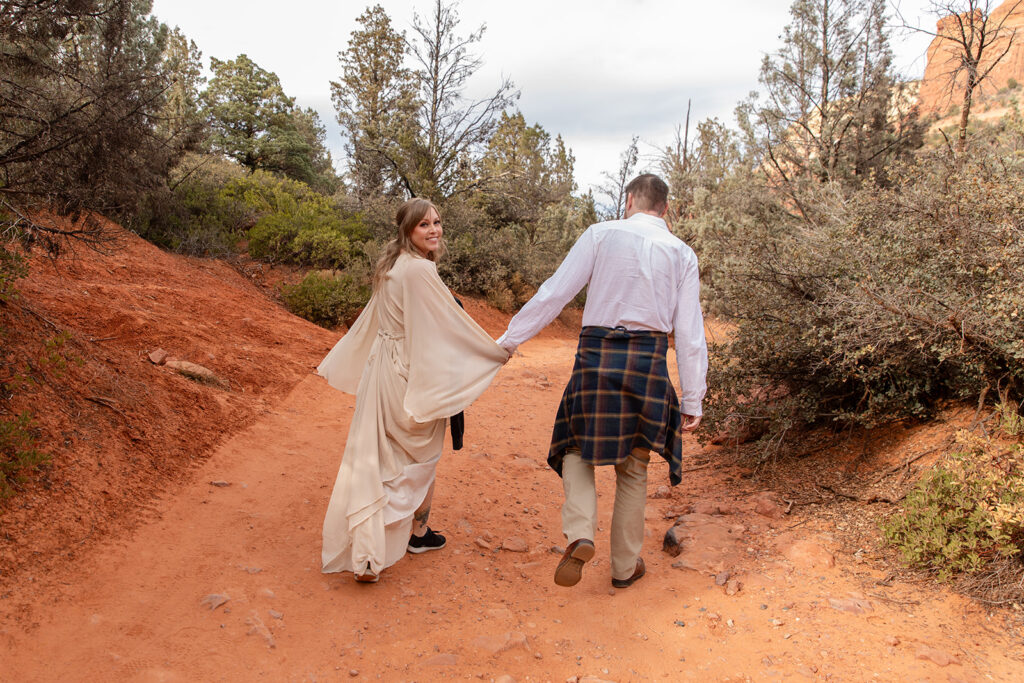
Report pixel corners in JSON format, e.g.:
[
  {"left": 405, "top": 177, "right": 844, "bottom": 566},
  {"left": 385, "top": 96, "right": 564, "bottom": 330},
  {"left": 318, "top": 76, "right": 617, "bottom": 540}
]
[{"left": 317, "top": 252, "right": 507, "bottom": 574}]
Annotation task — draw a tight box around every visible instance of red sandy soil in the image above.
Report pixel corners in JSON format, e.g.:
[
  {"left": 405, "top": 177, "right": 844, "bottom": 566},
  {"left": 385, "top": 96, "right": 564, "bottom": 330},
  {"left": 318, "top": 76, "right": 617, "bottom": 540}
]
[{"left": 1, "top": 227, "right": 1023, "bottom": 681}]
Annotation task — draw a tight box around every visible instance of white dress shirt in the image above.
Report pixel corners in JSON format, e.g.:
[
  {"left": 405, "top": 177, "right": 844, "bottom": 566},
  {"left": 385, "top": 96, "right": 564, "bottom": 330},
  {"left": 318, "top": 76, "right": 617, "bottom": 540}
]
[{"left": 497, "top": 212, "right": 708, "bottom": 416}]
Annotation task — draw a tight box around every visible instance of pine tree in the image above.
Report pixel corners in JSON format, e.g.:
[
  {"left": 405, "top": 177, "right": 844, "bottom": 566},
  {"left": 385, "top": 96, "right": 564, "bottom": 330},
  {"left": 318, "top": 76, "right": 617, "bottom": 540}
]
[{"left": 330, "top": 4, "right": 418, "bottom": 199}]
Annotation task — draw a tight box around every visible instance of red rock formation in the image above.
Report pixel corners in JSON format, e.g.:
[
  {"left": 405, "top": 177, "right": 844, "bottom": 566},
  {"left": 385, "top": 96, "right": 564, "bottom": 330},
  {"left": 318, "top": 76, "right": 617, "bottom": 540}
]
[{"left": 918, "top": 0, "right": 1024, "bottom": 114}]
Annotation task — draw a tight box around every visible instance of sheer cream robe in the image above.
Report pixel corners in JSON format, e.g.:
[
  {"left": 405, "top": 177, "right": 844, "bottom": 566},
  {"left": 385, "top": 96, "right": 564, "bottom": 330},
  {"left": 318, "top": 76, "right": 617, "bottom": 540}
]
[{"left": 318, "top": 252, "right": 507, "bottom": 574}]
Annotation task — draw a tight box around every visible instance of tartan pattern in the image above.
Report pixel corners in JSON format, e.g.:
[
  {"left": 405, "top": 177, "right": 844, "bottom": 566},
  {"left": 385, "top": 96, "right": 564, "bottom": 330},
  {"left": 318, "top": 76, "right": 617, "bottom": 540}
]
[{"left": 548, "top": 326, "right": 685, "bottom": 485}]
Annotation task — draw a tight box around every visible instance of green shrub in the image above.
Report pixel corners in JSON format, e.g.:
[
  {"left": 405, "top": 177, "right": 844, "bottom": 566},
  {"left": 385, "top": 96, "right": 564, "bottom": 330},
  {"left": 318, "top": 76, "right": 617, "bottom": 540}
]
[
  {"left": 281, "top": 270, "right": 371, "bottom": 328},
  {"left": 701, "top": 123, "right": 1024, "bottom": 449},
  {"left": 0, "top": 246, "right": 26, "bottom": 303},
  {"left": 0, "top": 412, "right": 47, "bottom": 498},
  {"left": 1009, "top": 78, "right": 1019, "bottom": 90},
  {"left": 130, "top": 155, "right": 249, "bottom": 256},
  {"left": 231, "top": 172, "right": 369, "bottom": 268},
  {"left": 882, "top": 428, "right": 1024, "bottom": 581},
  {"left": 437, "top": 195, "right": 592, "bottom": 310}
]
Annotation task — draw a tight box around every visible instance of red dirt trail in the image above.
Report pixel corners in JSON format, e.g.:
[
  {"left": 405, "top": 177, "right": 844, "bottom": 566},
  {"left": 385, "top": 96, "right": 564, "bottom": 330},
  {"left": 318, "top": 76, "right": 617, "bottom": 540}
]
[{"left": 1, "top": 229, "right": 1021, "bottom": 682}]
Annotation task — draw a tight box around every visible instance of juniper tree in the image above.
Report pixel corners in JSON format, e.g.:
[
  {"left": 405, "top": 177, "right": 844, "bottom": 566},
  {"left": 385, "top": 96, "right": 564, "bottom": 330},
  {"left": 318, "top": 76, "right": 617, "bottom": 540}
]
[
  {"left": 0, "top": 0, "right": 180, "bottom": 248},
  {"left": 476, "top": 111, "right": 575, "bottom": 243},
  {"left": 330, "top": 4, "right": 418, "bottom": 199},
  {"left": 740, "top": 0, "right": 920, "bottom": 192}
]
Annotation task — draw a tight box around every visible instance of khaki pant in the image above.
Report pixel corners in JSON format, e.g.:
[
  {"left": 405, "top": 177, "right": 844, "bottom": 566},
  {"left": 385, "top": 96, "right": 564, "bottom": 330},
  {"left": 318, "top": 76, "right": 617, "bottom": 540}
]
[{"left": 561, "top": 447, "right": 650, "bottom": 581}]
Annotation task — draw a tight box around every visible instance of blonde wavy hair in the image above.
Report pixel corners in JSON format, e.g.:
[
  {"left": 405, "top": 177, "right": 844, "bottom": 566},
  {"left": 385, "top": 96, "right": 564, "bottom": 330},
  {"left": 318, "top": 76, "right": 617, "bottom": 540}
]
[{"left": 372, "top": 198, "right": 446, "bottom": 290}]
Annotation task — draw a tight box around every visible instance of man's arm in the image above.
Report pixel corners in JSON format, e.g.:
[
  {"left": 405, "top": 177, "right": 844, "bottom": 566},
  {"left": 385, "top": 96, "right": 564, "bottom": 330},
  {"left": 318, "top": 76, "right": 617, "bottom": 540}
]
[
  {"left": 673, "top": 252, "right": 708, "bottom": 429},
  {"left": 497, "top": 228, "right": 597, "bottom": 354}
]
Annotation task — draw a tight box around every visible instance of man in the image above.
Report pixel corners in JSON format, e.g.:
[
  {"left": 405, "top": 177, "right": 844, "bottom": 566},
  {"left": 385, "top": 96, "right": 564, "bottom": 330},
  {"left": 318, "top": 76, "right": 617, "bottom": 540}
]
[{"left": 497, "top": 173, "right": 707, "bottom": 589}]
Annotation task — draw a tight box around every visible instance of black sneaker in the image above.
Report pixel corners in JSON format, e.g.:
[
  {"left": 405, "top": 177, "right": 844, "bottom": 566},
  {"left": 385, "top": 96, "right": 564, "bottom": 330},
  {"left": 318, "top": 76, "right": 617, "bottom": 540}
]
[{"left": 407, "top": 527, "right": 446, "bottom": 553}]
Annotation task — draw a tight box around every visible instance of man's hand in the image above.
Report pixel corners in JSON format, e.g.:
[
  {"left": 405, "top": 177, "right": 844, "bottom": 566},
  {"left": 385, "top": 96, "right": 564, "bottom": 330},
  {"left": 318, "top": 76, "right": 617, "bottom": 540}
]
[{"left": 681, "top": 414, "right": 702, "bottom": 432}]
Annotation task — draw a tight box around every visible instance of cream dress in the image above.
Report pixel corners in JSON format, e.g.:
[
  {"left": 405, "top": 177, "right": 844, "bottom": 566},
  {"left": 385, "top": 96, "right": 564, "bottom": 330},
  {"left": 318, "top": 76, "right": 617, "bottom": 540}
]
[{"left": 318, "top": 252, "right": 507, "bottom": 574}]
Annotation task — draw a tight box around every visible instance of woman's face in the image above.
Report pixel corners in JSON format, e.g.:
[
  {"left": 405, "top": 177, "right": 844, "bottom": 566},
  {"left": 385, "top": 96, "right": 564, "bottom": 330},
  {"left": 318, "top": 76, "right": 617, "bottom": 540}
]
[{"left": 410, "top": 207, "right": 442, "bottom": 256}]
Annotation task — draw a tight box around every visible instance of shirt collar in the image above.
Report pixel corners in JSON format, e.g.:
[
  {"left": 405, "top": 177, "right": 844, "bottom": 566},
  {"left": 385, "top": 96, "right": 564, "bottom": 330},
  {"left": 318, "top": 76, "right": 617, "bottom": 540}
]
[{"left": 626, "top": 212, "right": 669, "bottom": 231}]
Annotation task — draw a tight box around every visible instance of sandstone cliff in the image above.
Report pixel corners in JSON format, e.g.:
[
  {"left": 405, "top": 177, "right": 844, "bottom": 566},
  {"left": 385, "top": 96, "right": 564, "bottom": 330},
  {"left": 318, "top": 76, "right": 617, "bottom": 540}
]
[{"left": 918, "top": 0, "right": 1024, "bottom": 114}]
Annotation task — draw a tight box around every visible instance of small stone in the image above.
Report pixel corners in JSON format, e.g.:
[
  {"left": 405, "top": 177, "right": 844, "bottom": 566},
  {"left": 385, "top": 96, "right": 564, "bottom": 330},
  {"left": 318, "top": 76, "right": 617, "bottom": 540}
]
[
  {"left": 674, "top": 620, "right": 685, "bottom": 627},
  {"left": 885, "top": 635, "right": 900, "bottom": 647},
  {"left": 785, "top": 540, "right": 836, "bottom": 569},
  {"left": 501, "top": 537, "right": 529, "bottom": 553},
  {"left": 147, "top": 348, "right": 168, "bottom": 365},
  {"left": 200, "top": 593, "right": 229, "bottom": 610},
  {"left": 551, "top": 545, "right": 565, "bottom": 554},
  {"left": 726, "top": 619, "right": 735, "bottom": 628},
  {"left": 209, "top": 480, "right": 231, "bottom": 488},
  {"left": 650, "top": 485, "right": 672, "bottom": 499},
  {"left": 422, "top": 653, "right": 458, "bottom": 667},
  {"left": 662, "top": 526, "right": 683, "bottom": 557},
  {"left": 725, "top": 578, "right": 743, "bottom": 596},
  {"left": 166, "top": 359, "right": 225, "bottom": 386},
  {"left": 692, "top": 501, "right": 722, "bottom": 515},
  {"left": 268, "top": 610, "right": 283, "bottom": 620},
  {"left": 828, "top": 596, "right": 873, "bottom": 615},
  {"left": 608, "top": 588, "right": 616, "bottom": 595},
  {"left": 753, "top": 492, "right": 783, "bottom": 518},
  {"left": 714, "top": 571, "right": 730, "bottom": 586},
  {"left": 349, "top": 670, "right": 359, "bottom": 677},
  {"left": 915, "top": 645, "right": 960, "bottom": 667},
  {"left": 475, "top": 538, "right": 492, "bottom": 550}
]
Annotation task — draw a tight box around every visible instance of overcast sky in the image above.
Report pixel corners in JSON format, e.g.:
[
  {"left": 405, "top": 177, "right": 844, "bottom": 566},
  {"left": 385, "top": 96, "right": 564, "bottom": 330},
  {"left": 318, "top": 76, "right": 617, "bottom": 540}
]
[{"left": 149, "top": 0, "right": 940, "bottom": 194}]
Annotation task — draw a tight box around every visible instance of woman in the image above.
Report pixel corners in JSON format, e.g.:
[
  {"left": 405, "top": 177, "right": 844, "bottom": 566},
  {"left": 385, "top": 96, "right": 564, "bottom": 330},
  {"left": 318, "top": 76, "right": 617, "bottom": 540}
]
[{"left": 317, "top": 198, "right": 508, "bottom": 583}]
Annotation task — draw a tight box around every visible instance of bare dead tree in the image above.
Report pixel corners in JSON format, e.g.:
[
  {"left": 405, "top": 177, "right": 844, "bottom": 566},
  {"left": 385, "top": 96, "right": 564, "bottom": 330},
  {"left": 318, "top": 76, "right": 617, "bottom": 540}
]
[
  {"left": 597, "top": 136, "right": 639, "bottom": 220},
  {"left": 897, "top": 0, "right": 1024, "bottom": 152},
  {"left": 660, "top": 100, "right": 693, "bottom": 223},
  {"left": 408, "top": 0, "right": 518, "bottom": 198}
]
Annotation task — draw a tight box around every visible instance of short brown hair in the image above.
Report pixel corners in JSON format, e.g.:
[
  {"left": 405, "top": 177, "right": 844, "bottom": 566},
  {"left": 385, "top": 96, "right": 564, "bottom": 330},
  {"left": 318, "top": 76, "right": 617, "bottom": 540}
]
[{"left": 624, "top": 174, "right": 669, "bottom": 213}]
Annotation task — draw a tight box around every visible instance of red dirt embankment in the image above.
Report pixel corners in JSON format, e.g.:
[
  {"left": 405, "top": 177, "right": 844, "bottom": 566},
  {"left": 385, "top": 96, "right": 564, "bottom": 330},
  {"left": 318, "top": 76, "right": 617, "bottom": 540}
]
[
  {"left": 0, "top": 221, "right": 339, "bottom": 586},
  {"left": 1, "top": 225, "right": 1022, "bottom": 681}
]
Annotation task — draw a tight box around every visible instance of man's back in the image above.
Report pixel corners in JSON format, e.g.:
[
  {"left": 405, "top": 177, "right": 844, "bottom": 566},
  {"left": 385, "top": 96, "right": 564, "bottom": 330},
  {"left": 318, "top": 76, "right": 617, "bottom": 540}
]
[{"left": 582, "top": 213, "right": 696, "bottom": 333}]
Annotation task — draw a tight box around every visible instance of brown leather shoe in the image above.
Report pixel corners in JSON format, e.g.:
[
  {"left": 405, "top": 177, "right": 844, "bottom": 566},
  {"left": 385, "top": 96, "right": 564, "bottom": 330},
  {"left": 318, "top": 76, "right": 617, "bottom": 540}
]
[
  {"left": 611, "top": 557, "right": 646, "bottom": 588},
  {"left": 554, "top": 539, "right": 595, "bottom": 587}
]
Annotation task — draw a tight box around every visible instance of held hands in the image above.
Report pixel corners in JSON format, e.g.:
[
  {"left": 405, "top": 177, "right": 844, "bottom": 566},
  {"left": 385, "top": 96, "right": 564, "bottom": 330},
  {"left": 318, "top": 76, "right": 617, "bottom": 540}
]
[
  {"left": 681, "top": 414, "right": 702, "bottom": 432},
  {"left": 497, "top": 340, "right": 517, "bottom": 363}
]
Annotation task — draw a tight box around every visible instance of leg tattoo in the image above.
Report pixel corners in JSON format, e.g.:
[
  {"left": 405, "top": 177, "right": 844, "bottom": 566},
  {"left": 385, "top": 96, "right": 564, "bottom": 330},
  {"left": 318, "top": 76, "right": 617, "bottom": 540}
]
[{"left": 414, "top": 506, "right": 431, "bottom": 527}]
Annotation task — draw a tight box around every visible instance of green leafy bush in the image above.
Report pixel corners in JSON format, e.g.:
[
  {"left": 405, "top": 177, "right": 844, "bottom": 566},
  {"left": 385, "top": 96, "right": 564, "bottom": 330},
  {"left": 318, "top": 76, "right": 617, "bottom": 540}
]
[
  {"left": 228, "top": 172, "right": 369, "bottom": 269},
  {"left": 437, "top": 195, "right": 593, "bottom": 311},
  {"left": 0, "top": 412, "right": 47, "bottom": 499},
  {"left": 882, "top": 428, "right": 1024, "bottom": 581},
  {"left": 0, "top": 245, "right": 27, "bottom": 303},
  {"left": 131, "top": 155, "right": 249, "bottom": 256},
  {"left": 281, "top": 270, "right": 371, "bottom": 328}
]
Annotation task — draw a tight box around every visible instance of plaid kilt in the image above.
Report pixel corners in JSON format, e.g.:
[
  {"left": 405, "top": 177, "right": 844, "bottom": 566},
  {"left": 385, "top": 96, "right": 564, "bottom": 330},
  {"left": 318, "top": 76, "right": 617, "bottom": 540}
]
[{"left": 548, "top": 326, "right": 685, "bottom": 485}]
